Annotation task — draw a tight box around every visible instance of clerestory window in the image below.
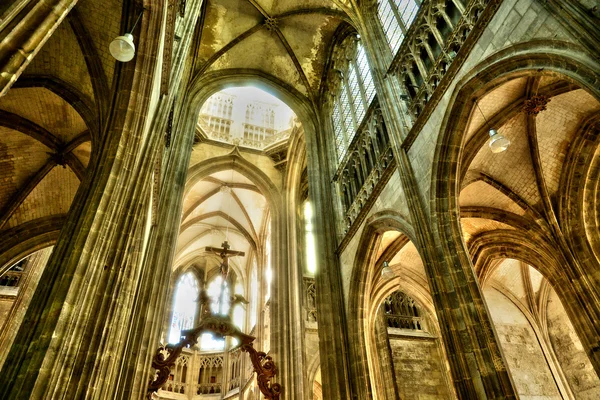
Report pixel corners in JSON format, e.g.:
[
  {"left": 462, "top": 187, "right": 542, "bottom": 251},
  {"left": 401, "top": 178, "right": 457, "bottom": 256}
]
[
  {"left": 377, "top": 0, "right": 420, "bottom": 55},
  {"left": 331, "top": 40, "right": 377, "bottom": 162},
  {"left": 304, "top": 201, "right": 317, "bottom": 275}
]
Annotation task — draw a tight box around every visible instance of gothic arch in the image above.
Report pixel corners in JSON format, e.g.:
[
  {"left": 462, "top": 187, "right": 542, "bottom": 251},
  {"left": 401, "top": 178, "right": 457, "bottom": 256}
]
[
  {"left": 0, "top": 215, "right": 65, "bottom": 272},
  {"left": 306, "top": 352, "right": 321, "bottom": 400},
  {"left": 347, "top": 209, "right": 417, "bottom": 399},
  {"left": 559, "top": 113, "right": 600, "bottom": 270},
  {"left": 431, "top": 40, "right": 600, "bottom": 374},
  {"left": 187, "top": 69, "right": 317, "bottom": 131}
]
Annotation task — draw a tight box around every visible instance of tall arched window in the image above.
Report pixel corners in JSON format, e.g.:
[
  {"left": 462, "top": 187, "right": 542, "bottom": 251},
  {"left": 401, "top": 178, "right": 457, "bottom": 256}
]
[
  {"left": 169, "top": 272, "right": 200, "bottom": 344},
  {"left": 377, "top": 0, "right": 420, "bottom": 54},
  {"left": 304, "top": 201, "right": 317, "bottom": 275},
  {"left": 250, "top": 258, "right": 258, "bottom": 329},
  {"left": 233, "top": 281, "right": 245, "bottom": 330},
  {"left": 331, "top": 39, "right": 377, "bottom": 162},
  {"left": 200, "top": 275, "right": 230, "bottom": 350},
  {"left": 265, "top": 219, "right": 272, "bottom": 304}
]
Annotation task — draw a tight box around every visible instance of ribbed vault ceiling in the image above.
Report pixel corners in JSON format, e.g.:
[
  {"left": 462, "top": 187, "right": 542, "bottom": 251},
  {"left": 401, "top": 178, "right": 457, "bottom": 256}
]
[
  {"left": 459, "top": 73, "right": 600, "bottom": 245},
  {"left": 372, "top": 73, "right": 600, "bottom": 304},
  {"left": 176, "top": 170, "right": 268, "bottom": 278},
  {"left": 197, "top": 0, "right": 350, "bottom": 99},
  {"left": 0, "top": 0, "right": 121, "bottom": 257}
]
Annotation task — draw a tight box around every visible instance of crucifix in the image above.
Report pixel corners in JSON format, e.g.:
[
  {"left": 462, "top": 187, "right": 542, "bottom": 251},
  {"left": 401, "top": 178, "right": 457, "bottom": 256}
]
[
  {"left": 205, "top": 240, "right": 245, "bottom": 314},
  {"left": 149, "top": 239, "right": 280, "bottom": 400}
]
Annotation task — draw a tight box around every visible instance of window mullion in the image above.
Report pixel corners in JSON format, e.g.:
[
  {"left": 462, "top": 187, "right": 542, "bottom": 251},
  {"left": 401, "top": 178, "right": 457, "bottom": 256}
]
[
  {"left": 389, "top": 0, "right": 408, "bottom": 35},
  {"left": 342, "top": 72, "right": 359, "bottom": 133},
  {"left": 352, "top": 61, "right": 370, "bottom": 114}
]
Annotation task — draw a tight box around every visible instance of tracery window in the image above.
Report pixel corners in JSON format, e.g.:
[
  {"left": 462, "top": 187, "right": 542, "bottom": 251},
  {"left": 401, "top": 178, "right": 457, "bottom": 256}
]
[
  {"left": 330, "top": 40, "right": 377, "bottom": 162},
  {"left": 0, "top": 258, "right": 26, "bottom": 288},
  {"left": 383, "top": 290, "right": 425, "bottom": 331},
  {"left": 377, "top": 0, "right": 420, "bottom": 55},
  {"left": 169, "top": 272, "right": 200, "bottom": 344},
  {"left": 200, "top": 93, "right": 234, "bottom": 137}
]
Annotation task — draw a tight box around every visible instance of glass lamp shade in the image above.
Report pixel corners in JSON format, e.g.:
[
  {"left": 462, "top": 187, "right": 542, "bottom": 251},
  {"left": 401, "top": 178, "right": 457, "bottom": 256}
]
[
  {"left": 381, "top": 262, "right": 395, "bottom": 279},
  {"left": 488, "top": 128, "right": 510, "bottom": 153},
  {"left": 109, "top": 33, "right": 135, "bottom": 62}
]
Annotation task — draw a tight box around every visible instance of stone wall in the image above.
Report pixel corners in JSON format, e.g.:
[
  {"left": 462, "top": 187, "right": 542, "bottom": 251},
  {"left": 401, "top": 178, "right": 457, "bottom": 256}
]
[
  {"left": 547, "top": 290, "right": 600, "bottom": 399},
  {"left": 485, "top": 288, "right": 561, "bottom": 399},
  {"left": 388, "top": 334, "right": 451, "bottom": 399},
  {"left": 0, "top": 297, "right": 14, "bottom": 328}
]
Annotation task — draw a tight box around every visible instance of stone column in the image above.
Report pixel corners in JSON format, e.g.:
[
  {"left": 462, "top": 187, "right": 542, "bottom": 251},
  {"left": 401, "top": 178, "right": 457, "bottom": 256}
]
[
  {"left": 0, "top": 2, "right": 167, "bottom": 399},
  {"left": 113, "top": 0, "right": 205, "bottom": 397},
  {"left": 0, "top": 0, "right": 79, "bottom": 96},
  {"left": 307, "top": 109, "right": 353, "bottom": 398},
  {"left": 355, "top": 4, "right": 517, "bottom": 399},
  {"left": 271, "top": 131, "right": 308, "bottom": 400},
  {"left": 373, "top": 307, "right": 400, "bottom": 400}
]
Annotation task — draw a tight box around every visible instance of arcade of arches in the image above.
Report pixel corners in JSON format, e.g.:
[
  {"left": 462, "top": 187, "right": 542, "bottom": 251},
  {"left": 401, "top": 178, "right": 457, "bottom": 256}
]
[{"left": 0, "top": 0, "right": 600, "bottom": 399}]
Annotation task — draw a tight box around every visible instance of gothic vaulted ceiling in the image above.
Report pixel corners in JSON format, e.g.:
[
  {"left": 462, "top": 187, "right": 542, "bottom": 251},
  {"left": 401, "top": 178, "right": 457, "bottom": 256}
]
[
  {"left": 196, "top": 0, "right": 351, "bottom": 101},
  {"left": 459, "top": 73, "right": 600, "bottom": 257},
  {"left": 176, "top": 170, "right": 269, "bottom": 280},
  {"left": 0, "top": 0, "right": 123, "bottom": 259}
]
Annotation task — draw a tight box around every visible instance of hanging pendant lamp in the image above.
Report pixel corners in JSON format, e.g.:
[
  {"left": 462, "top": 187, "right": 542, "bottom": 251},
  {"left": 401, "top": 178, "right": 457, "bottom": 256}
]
[{"left": 109, "top": 9, "right": 145, "bottom": 62}]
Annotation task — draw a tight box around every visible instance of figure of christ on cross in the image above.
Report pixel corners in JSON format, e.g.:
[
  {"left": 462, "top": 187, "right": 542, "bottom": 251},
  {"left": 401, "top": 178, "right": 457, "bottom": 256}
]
[{"left": 205, "top": 240, "right": 245, "bottom": 315}]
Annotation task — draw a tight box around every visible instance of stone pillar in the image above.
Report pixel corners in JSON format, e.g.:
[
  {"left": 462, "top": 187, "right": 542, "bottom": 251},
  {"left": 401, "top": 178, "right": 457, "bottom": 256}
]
[
  {"left": 0, "top": 2, "right": 167, "bottom": 399},
  {"left": 307, "top": 110, "right": 353, "bottom": 398},
  {"left": 113, "top": 0, "right": 206, "bottom": 397},
  {"left": 355, "top": 5, "right": 517, "bottom": 399},
  {"left": 271, "top": 131, "right": 308, "bottom": 400},
  {"left": 0, "top": 0, "right": 79, "bottom": 96},
  {"left": 373, "top": 307, "right": 400, "bottom": 400}
]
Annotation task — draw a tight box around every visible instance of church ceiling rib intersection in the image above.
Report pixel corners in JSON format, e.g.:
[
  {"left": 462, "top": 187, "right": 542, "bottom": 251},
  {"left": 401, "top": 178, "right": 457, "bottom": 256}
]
[{"left": 197, "top": 0, "right": 350, "bottom": 99}]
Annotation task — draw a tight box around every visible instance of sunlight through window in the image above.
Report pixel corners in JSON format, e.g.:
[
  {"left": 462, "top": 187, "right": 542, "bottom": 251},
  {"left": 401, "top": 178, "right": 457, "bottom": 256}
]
[
  {"left": 304, "top": 202, "right": 317, "bottom": 274},
  {"left": 169, "top": 272, "right": 199, "bottom": 344}
]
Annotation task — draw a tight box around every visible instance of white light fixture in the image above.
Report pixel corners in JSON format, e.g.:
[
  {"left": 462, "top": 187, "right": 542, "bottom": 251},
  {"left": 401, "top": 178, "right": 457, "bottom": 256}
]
[
  {"left": 475, "top": 100, "right": 510, "bottom": 154},
  {"left": 110, "top": 9, "right": 145, "bottom": 62},
  {"left": 381, "top": 261, "right": 395, "bottom": 279},
  {"left": 110, "top": 34, "right": 136, "bottom": 62},
  {"left": 488, "top": 128, "right": 511, "bottom": 153}
]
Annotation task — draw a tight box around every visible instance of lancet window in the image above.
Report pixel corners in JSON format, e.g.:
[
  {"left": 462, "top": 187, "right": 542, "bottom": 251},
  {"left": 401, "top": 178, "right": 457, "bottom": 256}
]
[
  {"left": 377, "top": 0, "right": 420, "bottom": 54},
  {"left": 168, "top": 272, "right": 200, "bottom": 344},
  {"left": 264, "top": 219, "right": 272, "bottom": 304},
  {"left": 330, "top": 37, "right": 377, "bottom": 162},
  {"left": 304, "top": 201, "right": 317, "bottom": 275},
  {"left": 168, "top": 270, "right": 248, "bottom": 351},
  {"left": 249, "top": 258, "right": 258, "bottom": 330}
]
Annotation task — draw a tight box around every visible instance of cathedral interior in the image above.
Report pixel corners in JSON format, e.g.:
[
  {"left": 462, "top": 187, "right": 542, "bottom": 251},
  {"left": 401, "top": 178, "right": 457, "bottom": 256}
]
[{"left": 1, "top": 0, "right": 600, "bottom": 399}]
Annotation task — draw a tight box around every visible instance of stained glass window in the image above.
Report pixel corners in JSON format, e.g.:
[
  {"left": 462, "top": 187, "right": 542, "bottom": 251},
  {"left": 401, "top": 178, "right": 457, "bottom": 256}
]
[
  {"left": 169, "top": 272, "right": 200, "bottom": 344},
  {"left": 207, "top": 275, "right": 230, "bottom": 315}
]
